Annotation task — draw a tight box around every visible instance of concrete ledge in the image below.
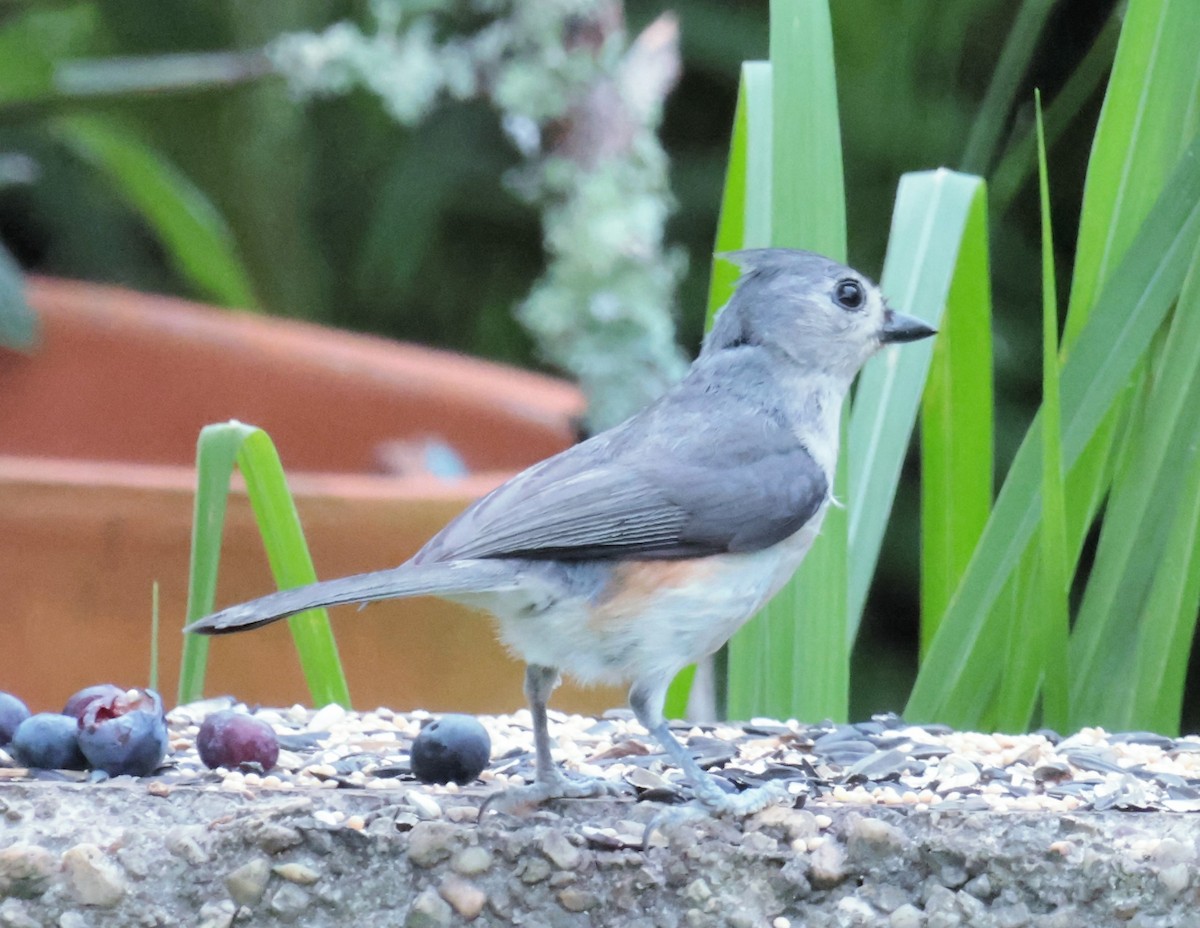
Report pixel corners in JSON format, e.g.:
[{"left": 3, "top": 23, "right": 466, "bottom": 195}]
[{"left": 1, "top": 779, "right": 1196, "bottom": 927}]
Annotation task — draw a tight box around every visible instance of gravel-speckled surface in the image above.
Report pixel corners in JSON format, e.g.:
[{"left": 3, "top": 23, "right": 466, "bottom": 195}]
[{"left": 3, "top": 701, "right": 1200, "bottom": 926}]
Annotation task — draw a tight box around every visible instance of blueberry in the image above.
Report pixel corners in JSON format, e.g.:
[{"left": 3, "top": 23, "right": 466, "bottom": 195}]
[
  {"left": 63, "top": 684, "right": 125, "bottom": 721},
  {"left": 0, "top": 692, "right": 31, "bottom": 746},
  {"left": 410, "top": 714, "right": 491, "bottom": 785},
  {"left": 77, "top": 688, "right": 168, "bottom": 777},
  {"left": 10, "top": 713, "right": 86, "bottom": 770},
  {"left": 196, "top": 710, "right": 279, "bottom": 771}
]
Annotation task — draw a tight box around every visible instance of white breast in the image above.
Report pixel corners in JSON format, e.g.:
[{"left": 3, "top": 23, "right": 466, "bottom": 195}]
[{"left": 486, "top": 502, "right": 830, "bottom": 687}]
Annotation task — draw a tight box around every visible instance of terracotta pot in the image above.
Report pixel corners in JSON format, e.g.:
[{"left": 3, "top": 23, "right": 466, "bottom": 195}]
[{"left": 0, "top": 278, "right": 625, "bottom": 715}]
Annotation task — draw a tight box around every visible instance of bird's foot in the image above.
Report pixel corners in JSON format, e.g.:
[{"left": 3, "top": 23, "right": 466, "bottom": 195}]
[
  {"left": 479, "top": 771, "right": 627, "bottom": 817},
  {"left": 694, "top": 777, "right": 793, "bottom": 816},
  {"left": 642, "top": 778, "right": 794, "bottom": 849}
]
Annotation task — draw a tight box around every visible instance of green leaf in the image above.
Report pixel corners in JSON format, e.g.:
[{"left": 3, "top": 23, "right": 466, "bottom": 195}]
[
  {"left": 916, "top": 185, "right": 994, "bottom": 655},
  {"left": 722, "top": 61, "right": 789, "bottom": 716},
  {"left": 1059, "top": 0, "right": 1200, "bottom": 585},
  {"left": 727, "top": 0, "right": 848, "bottom": 722},
  {"left": 0, "top": 243, "right": 37, "bottom": 351},
  {"left": 906, "top": 127, "right": 1200, "bottom": 726},
  {"left": 997, "top": 94, "right": 1069, "bottom": 730},
  {"left": 179, "top": 421, "right": 350, "bottom": 708},
  {"left": 960, "top": 0, "right": 1057, "bottom": 176},
  {"left": 847, "top": 169, "right": 988, "bottom": 638},
  {"left": 0, "top": 5, "right": 97, "bottom": 107},
  {"left": 1069, "top": 250, "right": 1200, "bottom": 730},
  {"left": 663, "top": 664, "right": 697, "bottom": 720},
  {"left": 684, "top": 61, "right": 774, "bottom": 717},
  {"left": 772, "top": 0, "right": 847, "bottom": 723},
  {"left": 990, "top": 9, "right": 1122, "bottom": 217},
  {"left": 50, "top": 115, "right": 258, "bottom": 309},
  {"left": 768, "top": 0, "right": 845, "bottom": 260},
  {"left": 707, "top": 61, "right": 774, "bottom": 328}
]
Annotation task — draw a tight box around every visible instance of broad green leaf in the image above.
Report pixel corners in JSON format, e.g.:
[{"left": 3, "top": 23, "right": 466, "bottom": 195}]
[
  {"left": 728, "top": 0, "right": 847, "bottom": 722},
  {"left": 847, "top": 169, "right": 988, "bottom": 638},
  {"left": 179, "top": 421, "right": 350, "bottom": 708},
  {"left": 772, "top": 0, "right": 847, "bottom": 723},
  {"left": 907, "top": 129, "right": 1200, "bottom": 725},
  {"left": 50, "top": 115, "right": 258, "bottom": 309},
  {"left": 916, "top": 184, "right": 993, "bottom": 655},
  {"left": 769, "top": 0, "right": 845, "bottom": 260}
]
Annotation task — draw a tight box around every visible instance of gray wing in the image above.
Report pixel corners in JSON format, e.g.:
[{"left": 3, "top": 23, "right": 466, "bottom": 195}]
[{"left": 414, "top": 373, "right": 828, "bottom": 563}]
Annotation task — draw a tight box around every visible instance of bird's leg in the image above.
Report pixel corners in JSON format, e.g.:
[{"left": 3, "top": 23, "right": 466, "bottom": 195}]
[
  {"left": 480, "top": 664, "right": 624, "bottom": 815},
  {"left": 629, "top": 680, "right": 791, "bottom": 817}
]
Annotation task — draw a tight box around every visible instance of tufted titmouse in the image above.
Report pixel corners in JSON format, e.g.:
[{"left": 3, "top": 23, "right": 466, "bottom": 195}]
[{"left": 187, "top": 249, "right": 935, "bottom": 815}]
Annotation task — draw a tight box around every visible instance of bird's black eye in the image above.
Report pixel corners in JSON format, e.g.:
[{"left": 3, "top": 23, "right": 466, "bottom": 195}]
[{"left": 834, "top": 278, "right": 865, "bottom": 310}]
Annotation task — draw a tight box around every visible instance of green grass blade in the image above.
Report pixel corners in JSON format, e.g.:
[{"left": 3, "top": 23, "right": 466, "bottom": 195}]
[
  {"left": 1069, "top": 251, "right": 1200, "bottom": 729},
  {"left": 960, "top": 0, "right": 1057, "bottom": 176},
  {"left": 179, "top": 421, "right": 350, "bottom": 707},
  {"left": 1138, "top": 417, "right": 1200, "bottom": 732},
  {"left": 847, "top": 169, "right": 987, "bottom": 638},
  {"left": 1058, "top": 0, "right": 1200, "bottom": 586},
  {"left": 49, "top": 115, "right": 258, "bottom": 309},
  {"left": 990, "top": 9, "right": 1122, "bottom": 216},
  {"left": 1034, "top": 95, "right": 1070, "bottom": 732},
  {"left": 236, "top": 429, "right": 350, "bottom": 707},
  {"left": 1065, "top": 0, "right": 1200, "bottom": 344},
  {"left": 150, "top": 582, "right": 160, "bottom": 693},
  {"left": 179, "top": 422, "right": 249, "bottom": 703},
  {"left": 917, "top": 187, "right": 994, "bottom": 655},
  {"left": 906, "top": 130, "right": 1200, "bottom": 726}
]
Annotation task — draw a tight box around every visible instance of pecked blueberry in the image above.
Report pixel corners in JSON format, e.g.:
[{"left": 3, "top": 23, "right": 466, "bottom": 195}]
[
  {"left": 196, "top": 710, "right": 279, "bottom": 771},
  {"left": 0, "top": 692, "right": 31, "bottom": 747},
  {"left": 63, "top": 684, "right": 125, "bottom": 721},
  {"left": 77, "top": 688, "right": 168, "bottom": 777},
  {"left": 410, "top": 714, "right": 491, "bottom": 785},
  {"left": 10, "top": 713, "right": 87, "bottom": 770}
]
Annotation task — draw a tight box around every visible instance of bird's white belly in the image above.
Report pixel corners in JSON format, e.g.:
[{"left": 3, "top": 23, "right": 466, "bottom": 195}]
[{"left": 487, "top": 504, "right": 829, "bottom": 686}]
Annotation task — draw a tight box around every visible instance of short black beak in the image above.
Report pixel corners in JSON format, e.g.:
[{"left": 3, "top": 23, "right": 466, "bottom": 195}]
[{"left": 880, "top": 309, "right": 937, "bottom": 344}]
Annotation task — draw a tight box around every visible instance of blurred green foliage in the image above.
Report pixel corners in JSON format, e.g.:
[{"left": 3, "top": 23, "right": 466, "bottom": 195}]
[{"left": 0, "top": 0, "right": 1125, "bottom": 719}]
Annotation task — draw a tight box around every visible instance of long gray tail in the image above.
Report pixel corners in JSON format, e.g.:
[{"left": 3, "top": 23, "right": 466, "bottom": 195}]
[{"left": 185, "top": 560, "right": 517, "bottom": 636}]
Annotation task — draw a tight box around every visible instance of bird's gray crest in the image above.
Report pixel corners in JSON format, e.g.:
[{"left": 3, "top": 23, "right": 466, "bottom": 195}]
[{"left": 715, "top": 248, "right": 847, "bottom": 281}]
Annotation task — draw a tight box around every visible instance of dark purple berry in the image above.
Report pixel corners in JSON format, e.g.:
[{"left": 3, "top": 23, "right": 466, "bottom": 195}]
[
  {"left": 10, "top": 713, "right": 86, "bottom": 770},
  {"left": 77, "top": 688, "right": 168, "bottom": 777},
  {"left": 410, "top": 714, "right": 490, "bottom": 785},
  {"left": 63, "top": 684, "right": 125, "bottom": 721},
  {"left": 196, "top": 710, "right": 279, "bottom": 771},
  {"left": 0, "top": 692, "right": 31, "bottom": 746}
]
